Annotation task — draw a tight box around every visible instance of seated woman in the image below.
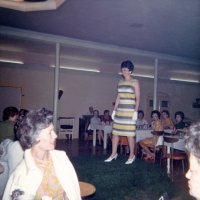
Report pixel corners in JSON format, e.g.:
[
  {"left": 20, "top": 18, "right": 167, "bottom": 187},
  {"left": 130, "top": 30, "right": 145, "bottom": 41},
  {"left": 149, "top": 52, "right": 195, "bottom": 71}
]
[
  {"left": 136, "top": 110, "right": 148, "bottom": 129},
  {"left": 173, "top": 111, "right": 188, "bottom": 135},
  {"left": 174, "top": 111, "right": 186, "bottom": 129},
  {"left": 139, "top": 110, "right": 164, "bottom": 160},
  {"left": 161, "top": 110, "right": 174, "bottom": 130},
  {"left": 3, "top": 108, "right": 81, "bottom": 200},
  {"left": 101, "top": 109, "right": 112, "bottom": 141},
  {"left": 85, "top": 109, "right": 104, "bottom": 145}
]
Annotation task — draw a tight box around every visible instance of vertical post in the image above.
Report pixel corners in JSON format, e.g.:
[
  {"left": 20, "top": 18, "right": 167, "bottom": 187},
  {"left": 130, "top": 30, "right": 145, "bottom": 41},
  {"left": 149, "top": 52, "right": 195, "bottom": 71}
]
[
  {"left": 53, "top": 43, "right": 60, "bottom": 128},
  {"left": 153, "top": 58, "right": 158, "bottom": 110}
]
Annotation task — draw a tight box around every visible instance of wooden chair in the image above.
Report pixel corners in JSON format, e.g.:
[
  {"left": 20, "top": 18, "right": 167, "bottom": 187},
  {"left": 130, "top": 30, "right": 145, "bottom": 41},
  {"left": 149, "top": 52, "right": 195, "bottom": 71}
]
[
  {"left": 161, "top": 136, "right": 187, "bottom": 179},
  {"left": 58, "top": 117, "right": 75, "bottom": 140},
  {"left": 118, "top": 136, "right": 129, "bottom": 155}
]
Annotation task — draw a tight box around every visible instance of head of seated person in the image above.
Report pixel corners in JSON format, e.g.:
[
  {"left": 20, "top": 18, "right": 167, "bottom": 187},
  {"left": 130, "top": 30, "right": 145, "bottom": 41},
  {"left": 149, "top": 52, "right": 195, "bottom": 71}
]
[
  {"left": 174, "top": 111, "right": 186, "bottom": 129},
  {"left": 151, "top": 110, "right": 164, "bottom": 132},
  {"left": 101, "top": 110, "right": 112, "bottom": 125},
  {"left": 136, "top": 110, "right": 148, "bottom": 129},
  {"left": 185, "top": 121, "right": 200, "bottom": 200},
  {"left": 161, "top": 110, "right": 174, "bottom": 130}
]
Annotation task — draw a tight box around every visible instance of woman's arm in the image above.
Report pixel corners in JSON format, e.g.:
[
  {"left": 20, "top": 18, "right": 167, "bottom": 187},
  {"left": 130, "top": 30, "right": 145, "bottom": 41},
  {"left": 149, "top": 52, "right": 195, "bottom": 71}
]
[
  {"left": 113, "top": 94, "right": 120, "bottom": 111},
  {"left": 134, "top": 80, "right": 140, "bottom": 112}
]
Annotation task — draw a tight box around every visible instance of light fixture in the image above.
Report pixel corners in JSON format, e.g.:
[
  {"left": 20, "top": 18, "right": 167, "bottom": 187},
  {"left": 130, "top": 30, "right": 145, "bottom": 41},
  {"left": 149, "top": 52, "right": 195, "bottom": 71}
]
[
  {"left": 58, "top": 89, "right": 64, "bottom": 100},
  {"left": 118, "top": 72, "right": 154, "bottom": 79},
  {"left": 0, "top": 59, "right": 24, "bottom": 64},
  {"left": 51, "top": 65, "right": 100, "bottom": 73},
  {"left": 0, "top": 0, "right": 65, "bottom": 12},
  {"left": 134, "top": 73, "right": 154, "bottom": 79},
  {"left": 170, "top": 78, "right": 199, "bottom": 83}
]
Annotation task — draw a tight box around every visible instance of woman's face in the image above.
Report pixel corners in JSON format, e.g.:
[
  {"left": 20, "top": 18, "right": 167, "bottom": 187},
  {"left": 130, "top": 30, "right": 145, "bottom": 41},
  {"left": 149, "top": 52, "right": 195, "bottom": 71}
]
[
  {"left": 121, "top": 67, "right": 131, "bottom": 78},
  {"left": 186, "top": 154, "right": 200, "bottom": 200},
  {"left": 175, "top": 114, "right": 182, "bottom": 123},
  {"left": 94, "top": 110, "right": 99, "bottom": 117},
  {"left": 36, "top": 123, "right": 57, "bottom": 151},
  {"left": 162, "top": 112, "right": 168, "bottom": 119},
  {"left": 152, "top": 113, "right": 159, "bottom": 121},
  {"left": 138, "top": 112, "right": 144, "bottom": 120}
]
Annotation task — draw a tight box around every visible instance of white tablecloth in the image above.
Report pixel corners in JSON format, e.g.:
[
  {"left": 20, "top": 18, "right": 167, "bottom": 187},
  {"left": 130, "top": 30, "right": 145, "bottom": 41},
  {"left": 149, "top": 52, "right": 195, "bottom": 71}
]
[{"left": 89, "top": 124, "right": 113, "bottom": 148}]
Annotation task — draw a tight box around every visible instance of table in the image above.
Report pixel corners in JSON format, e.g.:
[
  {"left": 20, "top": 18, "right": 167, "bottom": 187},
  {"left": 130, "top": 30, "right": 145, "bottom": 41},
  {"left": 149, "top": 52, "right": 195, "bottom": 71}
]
[
  {"left": 79, "top": 181, "right": 96, "bottom": 198},
  {"left": 103, "top": 128, "right": 163, "bottom": 150},
  {"left": 89, "top": 124, "right": 104, "bottom": 147},
  {"left": 101, "top": 125, "right": 163, "bottom": 149}
]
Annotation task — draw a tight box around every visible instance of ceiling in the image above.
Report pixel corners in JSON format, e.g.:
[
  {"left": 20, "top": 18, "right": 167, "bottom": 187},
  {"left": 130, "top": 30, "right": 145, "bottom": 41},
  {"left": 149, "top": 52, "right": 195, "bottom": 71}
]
[{"left": 0, "top": 0, "right": 200, "bottom": 82}]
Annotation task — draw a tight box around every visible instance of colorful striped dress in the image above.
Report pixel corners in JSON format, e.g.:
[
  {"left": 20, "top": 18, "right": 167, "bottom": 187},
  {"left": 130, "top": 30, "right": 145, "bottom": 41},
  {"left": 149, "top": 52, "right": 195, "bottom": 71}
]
[{"left": 112, "top": 79, "right": 137, "bottom": 137}]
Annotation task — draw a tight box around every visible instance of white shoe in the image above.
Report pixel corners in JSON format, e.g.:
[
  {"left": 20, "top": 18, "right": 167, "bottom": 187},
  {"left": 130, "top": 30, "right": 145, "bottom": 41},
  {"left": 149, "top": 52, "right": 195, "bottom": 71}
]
[
  {"left": 104, "top": 154, "right": 118, "bottom": 162},
  {"left": 125, "top": 155, "right": 136, "bottom": 164}
]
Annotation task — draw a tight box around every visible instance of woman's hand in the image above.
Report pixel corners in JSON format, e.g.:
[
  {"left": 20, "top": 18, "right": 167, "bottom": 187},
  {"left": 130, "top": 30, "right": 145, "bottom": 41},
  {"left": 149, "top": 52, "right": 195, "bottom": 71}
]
[
  {"left": 132, "top": 111, "right": 138, "bottom": 120},
  {"left": 111, "top": 111, "right": 116, "bottom": 120}
]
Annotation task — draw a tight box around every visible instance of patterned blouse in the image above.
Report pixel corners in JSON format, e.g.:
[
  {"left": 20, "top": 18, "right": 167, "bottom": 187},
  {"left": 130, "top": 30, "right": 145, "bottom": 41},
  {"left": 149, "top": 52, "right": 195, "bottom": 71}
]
[{"left": 34, "top": 157, "right": 68, "bottom": 200}]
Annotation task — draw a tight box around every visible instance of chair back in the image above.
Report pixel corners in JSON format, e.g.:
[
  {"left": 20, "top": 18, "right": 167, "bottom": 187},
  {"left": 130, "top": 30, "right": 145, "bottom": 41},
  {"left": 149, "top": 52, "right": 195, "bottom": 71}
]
[{"left": 58, "top": 117, "right": 75, "bottom": 139}]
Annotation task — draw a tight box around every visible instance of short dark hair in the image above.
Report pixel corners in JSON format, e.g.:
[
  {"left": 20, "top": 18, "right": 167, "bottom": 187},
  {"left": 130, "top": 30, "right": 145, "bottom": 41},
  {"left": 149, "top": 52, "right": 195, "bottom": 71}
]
[
  {"left": 138, "top": 110, "right": 144, "bottom": 117},
  {"left": 104, "top": 110, "right": 109, "bottom": 115},
  {"left": 17, "top": 108, "right": 53, "bottom": 149},
  {"left": 162, "top": 110, "right": 170, "bottom": 117},
  {"left": 2, "top": 106, "right": 19, "bottom": 121},
  {"left": 174, "top": 111, "right": 185, "bottom": 120},
  {"left": 151, "top": 110, "right": 161, "bottom": 119},
  {"left": 121, "top": 60, "right": 134, "bottom": 73},
  {"left": 185, "top": 121, "right": 200, "bottom": 161}
]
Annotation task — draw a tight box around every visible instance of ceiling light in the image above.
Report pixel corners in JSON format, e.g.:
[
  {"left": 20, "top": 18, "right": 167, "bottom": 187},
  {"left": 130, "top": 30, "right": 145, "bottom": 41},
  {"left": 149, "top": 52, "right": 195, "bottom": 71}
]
[
  {"left": 170, "top": 78, "right": 199, "bottom": 83},
  {"left": 118, "top": 72, "right": 154, "bottom": 79},
  {"left": 0, "top": 59, "right": 24, "bottom": 64},
  {"left": 134, "top": 73, "right": 154, "bottom": 79},
  {"left": 0, "top": 0, "right": 66, "bottom": 12},
  {"left": 51, "top": 65, "right": 100, "bottom": 73}
]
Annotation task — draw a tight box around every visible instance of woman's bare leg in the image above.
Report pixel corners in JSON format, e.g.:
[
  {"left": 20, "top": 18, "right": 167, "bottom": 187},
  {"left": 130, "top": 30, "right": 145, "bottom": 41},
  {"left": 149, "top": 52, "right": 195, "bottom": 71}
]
[
  {"left": 110, "top": 134, "right": 119, "bottom": 157},
  {"left": 127, "top": 136, "right": 135, "bottom": 159},
  {"left": 139, "top": 142, "right": 154, "bottom": 157}
]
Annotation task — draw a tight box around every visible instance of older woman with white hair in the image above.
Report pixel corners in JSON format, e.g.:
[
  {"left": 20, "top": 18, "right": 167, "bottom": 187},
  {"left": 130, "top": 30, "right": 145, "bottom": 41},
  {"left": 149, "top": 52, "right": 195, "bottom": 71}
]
[{"left": 3, "top": 108, "right": 81, "bottom": 200}]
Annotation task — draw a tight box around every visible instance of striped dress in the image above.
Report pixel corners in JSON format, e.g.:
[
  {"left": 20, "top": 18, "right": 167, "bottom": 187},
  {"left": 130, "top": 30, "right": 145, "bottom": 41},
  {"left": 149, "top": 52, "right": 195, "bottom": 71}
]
[{"left": 112, "top": 79, "right": 137, "bottom": 137}]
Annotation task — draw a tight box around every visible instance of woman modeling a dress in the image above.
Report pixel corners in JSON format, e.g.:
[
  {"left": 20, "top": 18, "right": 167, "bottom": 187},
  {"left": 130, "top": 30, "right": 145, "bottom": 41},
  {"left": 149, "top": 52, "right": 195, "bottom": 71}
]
[{"left": 105, "top": 60, "right": 140, "bottom": 164}]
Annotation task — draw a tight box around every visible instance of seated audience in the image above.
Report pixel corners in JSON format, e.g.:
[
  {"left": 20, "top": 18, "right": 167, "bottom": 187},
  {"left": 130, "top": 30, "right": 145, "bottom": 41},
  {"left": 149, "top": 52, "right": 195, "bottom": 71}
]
[
  {"left": 174, "top": 111, "right": 186, "bottom": 129},
  {"left": 3, "top": 108, "right": 81, "bottom": 200},
  {"left": 86, "top": 110, "right": 104, "bottom": 145},
  {"left": 0, "top": 107, "right": 19, "bottom": 142},
  {"left": 185, "top": 121, "right": 200, "bottom": 200},
  {"left": 136, "top": 110, "right": 148, "bottom": 129},
  {"left": 139, "top": 110, "right": 163, "bottom": 160},
  {"left": 161, "top": 110, "right": 174, "bottom": 130}
]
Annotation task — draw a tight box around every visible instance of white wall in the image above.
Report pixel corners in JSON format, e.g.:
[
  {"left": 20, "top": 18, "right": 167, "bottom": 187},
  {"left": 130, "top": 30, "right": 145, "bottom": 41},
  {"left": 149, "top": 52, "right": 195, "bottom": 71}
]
[{"left": 0, "top": 65, "right": 199, "bottom": 138}]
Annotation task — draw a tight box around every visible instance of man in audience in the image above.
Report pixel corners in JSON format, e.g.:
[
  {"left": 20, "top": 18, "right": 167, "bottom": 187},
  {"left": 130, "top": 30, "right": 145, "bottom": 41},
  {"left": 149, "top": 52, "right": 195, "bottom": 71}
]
[
  {"left": 185, "top": 121, "right": 200, "bottom": 200},
  {"left": 0, "top": 107, "right": 19, "bottom": 142}
]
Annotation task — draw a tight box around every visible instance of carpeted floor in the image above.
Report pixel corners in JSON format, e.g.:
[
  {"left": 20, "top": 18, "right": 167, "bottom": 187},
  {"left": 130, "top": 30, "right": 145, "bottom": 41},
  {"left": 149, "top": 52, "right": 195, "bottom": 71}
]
[{"left": 71, "top": 155, "right": 194, "bottom": 200}]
